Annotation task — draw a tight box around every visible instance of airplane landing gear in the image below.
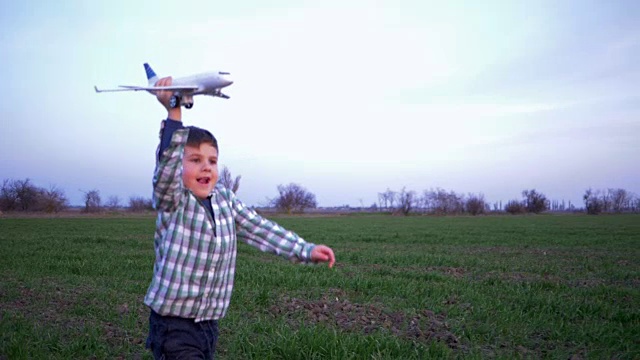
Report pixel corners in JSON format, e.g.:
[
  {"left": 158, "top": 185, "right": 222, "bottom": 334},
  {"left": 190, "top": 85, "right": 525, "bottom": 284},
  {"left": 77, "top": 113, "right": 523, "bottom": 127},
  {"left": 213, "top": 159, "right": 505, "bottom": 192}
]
[{"left": 169, "top": 95, "right": 181, "bottom": 109}]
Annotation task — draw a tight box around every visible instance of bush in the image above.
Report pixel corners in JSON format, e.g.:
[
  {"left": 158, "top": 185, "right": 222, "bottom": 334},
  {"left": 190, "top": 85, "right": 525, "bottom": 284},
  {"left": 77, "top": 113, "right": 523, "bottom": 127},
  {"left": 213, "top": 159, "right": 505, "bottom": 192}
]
[
  {"left": 1, "top": 179, "right": 68, "bottom": 212},
  {"left": 38, "top": 186, "right": 69, "bottom": 213},
  {"left": 505, "top": 200, "right": 527, "bottom": 214},
  {"left": 584, "top": 188, "right": 604, "bottom": 215},
  {"left": 128, "top": 196, "right": 154, "bottom": 212},
  {"left": 422, "top": 188, "right": 465, "bottom": 215},
  {"left": 396, "top": 187, "right": 417, "bottom": 216},
  {"left": 465, "top": 193, "right": 487, "bottom": 216},
  {"left": 83, "top": 189, "right": 102, "bottom": 213},
  {"left": 522, "top": 189, "right": 549, "bottom": 213}
]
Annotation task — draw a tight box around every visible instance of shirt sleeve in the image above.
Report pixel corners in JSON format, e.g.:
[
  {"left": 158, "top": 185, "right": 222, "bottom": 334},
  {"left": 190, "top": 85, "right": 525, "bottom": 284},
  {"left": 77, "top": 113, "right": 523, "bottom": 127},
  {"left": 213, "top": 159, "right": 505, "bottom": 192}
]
[
  {"left": 153, "top": 125, "right": 189, "bottom": 212},
  {"left": 157, "top": 119, "right": 185, "bottom": 162},
  {"left": 230, "top": 189, "right": 316, "bottom": 263}
]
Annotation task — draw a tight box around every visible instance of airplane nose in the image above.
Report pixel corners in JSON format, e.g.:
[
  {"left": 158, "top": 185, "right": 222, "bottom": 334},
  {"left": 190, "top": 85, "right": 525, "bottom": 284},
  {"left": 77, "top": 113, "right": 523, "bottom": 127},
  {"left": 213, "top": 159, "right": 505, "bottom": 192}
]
[{"left": 224, "top": 80, "right": 233, "bottom": 87}]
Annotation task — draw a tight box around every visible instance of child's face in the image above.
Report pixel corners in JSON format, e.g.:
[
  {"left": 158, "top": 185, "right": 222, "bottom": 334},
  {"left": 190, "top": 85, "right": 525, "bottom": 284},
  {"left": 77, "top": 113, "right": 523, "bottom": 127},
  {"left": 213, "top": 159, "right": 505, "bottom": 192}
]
[{"left": 182, "top": 143, "right": 219, "bottom": 199}]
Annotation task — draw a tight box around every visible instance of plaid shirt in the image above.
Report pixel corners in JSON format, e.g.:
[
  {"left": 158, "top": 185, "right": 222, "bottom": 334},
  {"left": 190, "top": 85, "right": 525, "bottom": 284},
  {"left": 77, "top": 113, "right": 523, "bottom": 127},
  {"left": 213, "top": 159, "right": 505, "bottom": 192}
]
[{"left": 144, "top": 125, "right": 316, "bottom": 322}]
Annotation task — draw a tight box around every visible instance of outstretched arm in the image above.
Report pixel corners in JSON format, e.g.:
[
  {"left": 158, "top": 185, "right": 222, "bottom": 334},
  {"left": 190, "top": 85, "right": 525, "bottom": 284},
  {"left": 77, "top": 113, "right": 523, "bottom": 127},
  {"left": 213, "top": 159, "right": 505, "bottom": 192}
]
[{"left": 231, "top": 191, "right": 336, "bottom": 267}]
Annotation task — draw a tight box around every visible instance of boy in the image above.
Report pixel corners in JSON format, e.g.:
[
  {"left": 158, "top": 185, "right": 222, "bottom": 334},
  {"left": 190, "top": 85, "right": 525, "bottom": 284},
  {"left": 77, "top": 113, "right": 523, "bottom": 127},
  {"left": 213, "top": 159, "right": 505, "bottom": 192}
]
[{"left": 145, "top": 77, "right": 335, "bottom": 359}]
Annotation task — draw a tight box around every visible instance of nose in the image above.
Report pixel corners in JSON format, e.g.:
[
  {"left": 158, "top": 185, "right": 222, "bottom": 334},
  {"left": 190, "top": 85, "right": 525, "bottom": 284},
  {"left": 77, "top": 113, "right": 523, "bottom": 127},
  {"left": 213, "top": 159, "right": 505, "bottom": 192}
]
[{"left": 222, "top": 79, "right": 233, "bottom": 87}]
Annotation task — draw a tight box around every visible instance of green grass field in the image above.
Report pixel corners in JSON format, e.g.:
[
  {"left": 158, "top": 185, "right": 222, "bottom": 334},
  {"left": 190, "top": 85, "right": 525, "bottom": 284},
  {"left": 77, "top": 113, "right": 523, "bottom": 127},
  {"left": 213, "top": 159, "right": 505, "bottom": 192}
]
[{"left": 1, "top": 214, "right": 638, "bottom": 359}]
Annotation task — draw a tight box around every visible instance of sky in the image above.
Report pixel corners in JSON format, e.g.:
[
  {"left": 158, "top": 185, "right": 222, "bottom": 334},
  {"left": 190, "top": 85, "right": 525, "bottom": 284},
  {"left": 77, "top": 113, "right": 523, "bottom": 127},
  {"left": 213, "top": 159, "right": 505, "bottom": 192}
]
[{"left": 1, "top": 0, "right": 639, "bottom": 208}]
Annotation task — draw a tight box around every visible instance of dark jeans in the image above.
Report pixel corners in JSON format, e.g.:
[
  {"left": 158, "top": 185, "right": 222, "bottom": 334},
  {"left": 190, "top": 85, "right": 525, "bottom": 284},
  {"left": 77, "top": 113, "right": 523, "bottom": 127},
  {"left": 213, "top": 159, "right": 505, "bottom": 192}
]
[{"left": 146, "top": 310, "right": 219, "bottom": 360}]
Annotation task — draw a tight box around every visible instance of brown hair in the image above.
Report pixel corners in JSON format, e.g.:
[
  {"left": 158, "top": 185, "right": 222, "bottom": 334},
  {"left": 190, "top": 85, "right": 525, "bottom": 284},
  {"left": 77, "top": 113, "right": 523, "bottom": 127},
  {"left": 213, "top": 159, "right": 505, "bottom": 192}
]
[{"left": 186, "top": 126, "right": 218, "bottom": 151}]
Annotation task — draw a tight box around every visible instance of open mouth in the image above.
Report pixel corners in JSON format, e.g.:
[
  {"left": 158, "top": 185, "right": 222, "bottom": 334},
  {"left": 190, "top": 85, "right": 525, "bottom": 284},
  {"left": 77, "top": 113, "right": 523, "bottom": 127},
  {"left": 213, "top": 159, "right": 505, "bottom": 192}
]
[{"left": 197, "top": 177, "right": 211, "bottom": 185}]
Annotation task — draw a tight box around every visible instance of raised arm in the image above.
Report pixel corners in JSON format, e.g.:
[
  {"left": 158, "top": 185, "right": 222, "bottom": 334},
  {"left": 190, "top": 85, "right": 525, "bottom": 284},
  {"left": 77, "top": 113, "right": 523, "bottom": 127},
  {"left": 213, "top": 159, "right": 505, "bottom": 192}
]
[
  {"left": 152, "top": 77, "right": 187, "bottom": 211},
  {"left": 155, "top": 77, "right": 183, "bottom": 159}
]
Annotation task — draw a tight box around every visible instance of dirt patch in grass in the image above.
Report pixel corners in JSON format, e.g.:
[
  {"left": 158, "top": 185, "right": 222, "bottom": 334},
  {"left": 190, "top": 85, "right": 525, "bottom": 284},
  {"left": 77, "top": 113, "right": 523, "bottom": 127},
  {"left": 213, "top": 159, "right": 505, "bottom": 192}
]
[
  {"left": 268, "top": 288, "right": 462, "bottom": 350},
  {"left": 0, "top": 278, "right": 148, "bottom": 356}
]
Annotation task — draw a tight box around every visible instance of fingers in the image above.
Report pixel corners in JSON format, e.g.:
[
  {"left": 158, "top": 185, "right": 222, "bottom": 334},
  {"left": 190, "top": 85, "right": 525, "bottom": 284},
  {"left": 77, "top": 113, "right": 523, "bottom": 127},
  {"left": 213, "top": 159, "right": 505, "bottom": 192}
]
[
  {"left": 324, "top": 247, "right": 335, "bottom": 268},
  {"left": 154, "top": 76, "right": 172, "bottom": 87},
  {"left": 312, "top": 245, "right": 335, "bottom": 269},
  {"left": 154, "top": 77, "right": 173, "bottom": 109},
  {"left": 154, "top": 76, "right": 172, "bottom": 94}
]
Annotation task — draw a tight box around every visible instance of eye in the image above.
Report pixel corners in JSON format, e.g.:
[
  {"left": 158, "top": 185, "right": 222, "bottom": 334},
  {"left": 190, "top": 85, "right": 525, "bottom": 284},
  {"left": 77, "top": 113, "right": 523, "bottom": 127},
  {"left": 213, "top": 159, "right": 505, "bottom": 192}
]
[{"left": 190, "top": 158, "right": 201, "bottom": 163}]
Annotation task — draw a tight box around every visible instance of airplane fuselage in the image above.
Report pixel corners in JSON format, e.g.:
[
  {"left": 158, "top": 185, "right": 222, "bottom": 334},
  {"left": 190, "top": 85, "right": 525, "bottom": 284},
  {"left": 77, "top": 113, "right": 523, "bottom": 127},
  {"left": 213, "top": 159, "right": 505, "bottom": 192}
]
[{"left": 167, "top": 72, "right": 233, "bottom": 96}]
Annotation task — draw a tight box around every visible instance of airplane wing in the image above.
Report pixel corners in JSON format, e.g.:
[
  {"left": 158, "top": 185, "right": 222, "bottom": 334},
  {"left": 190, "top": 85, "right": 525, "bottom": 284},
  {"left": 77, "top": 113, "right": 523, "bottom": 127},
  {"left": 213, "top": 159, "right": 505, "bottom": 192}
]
[
  {"left": 94, "top": 85, "right": 199, "bottom": 93},
  {"left": 94, "top": 86, "right": 131, "bottom": 92}
]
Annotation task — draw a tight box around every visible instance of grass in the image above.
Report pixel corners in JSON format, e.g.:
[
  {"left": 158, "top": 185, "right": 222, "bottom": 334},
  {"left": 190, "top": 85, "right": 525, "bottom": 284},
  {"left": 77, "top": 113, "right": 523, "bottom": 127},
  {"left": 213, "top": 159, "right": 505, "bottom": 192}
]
[{"left": 0, "top": 214, "right": 639, "bottom": 359}]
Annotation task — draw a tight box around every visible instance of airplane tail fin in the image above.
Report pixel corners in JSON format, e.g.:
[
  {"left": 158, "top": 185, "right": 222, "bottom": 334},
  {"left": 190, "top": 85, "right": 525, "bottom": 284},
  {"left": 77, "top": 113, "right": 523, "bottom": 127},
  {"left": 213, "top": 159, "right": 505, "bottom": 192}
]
[{"left": 144, "top": 63, "right": 159, "bottom": 86}]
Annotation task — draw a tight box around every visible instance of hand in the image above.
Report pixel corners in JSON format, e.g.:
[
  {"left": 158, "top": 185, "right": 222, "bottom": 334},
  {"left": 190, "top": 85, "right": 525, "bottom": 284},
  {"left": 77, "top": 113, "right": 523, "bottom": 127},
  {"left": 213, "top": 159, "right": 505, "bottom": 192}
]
[
  {"left": 311, "top": 245, "right": 335, "bottom": 268},
  {"left": 154, "top": 77, "right": 181, "bottom": 120}
]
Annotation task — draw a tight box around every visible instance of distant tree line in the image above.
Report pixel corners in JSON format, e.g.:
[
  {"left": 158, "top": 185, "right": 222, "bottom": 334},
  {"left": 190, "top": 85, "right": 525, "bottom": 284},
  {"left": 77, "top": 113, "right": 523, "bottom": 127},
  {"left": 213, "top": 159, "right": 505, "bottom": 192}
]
[
  {"left": 377, "top": 187, "right": 489, "bottom": 216},
  {"left": 0, "top": 169, "right": 244, "bottom": 214},
  {"left": 583, "top": 188, "right": 639, "bottom": 215},
  {"left": 376, "top": 187, "right": 640, "bottom": 216},
  {"left": 0, "top": 178, "right": 154, "bottom": 213},
  {"left": 2, "top": 176, "right": 638, "bottom": 216},
  {"left": 0, "top": 179, "right": 68, "bottom": 213}
]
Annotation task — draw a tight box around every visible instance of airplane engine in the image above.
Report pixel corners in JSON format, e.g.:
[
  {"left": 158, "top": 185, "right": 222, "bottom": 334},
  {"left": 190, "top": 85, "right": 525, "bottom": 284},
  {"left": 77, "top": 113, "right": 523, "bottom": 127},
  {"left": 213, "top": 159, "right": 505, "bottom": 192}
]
[{"left": 182, "top": 94, "right": 194, "bottom": 109}]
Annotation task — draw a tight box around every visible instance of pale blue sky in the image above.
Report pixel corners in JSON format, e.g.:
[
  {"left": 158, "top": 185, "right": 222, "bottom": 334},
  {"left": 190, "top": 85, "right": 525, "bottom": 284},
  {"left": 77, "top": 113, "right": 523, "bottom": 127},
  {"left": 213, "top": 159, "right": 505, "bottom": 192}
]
[{"left": 1, "top": 0, "right": 638, "bottom": 207}]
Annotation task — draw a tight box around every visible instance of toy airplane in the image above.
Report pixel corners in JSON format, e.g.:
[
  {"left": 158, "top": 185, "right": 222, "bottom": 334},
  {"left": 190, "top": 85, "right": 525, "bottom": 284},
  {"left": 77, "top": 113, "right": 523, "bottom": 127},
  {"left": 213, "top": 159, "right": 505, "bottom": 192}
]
[{"left": 94, "top": 63, "right": 233, "bottom": 109}]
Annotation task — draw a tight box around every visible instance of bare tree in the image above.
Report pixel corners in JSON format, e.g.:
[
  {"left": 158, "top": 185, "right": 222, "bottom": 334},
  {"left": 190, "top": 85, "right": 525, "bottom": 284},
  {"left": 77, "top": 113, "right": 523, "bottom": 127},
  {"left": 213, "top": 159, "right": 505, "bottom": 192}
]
[
  {"left": 420, "top": 190, "right": 434, "bottom": 212},
  {"left": 13, "top": 179, "right": 40, "bottom": 211},
  {"left": 584, "top": 188, "right": 604, "bottom": 215},
  {"left": 465, "top": 193, "right": 487, "bottom": 216},
  {"left": 219, "top": 166, "right": 241, "bottom": 193},
  {"left": 271, "top": 183, "right": 317, "bottom": 214},
  {"left": 423, "top": 188, "right": 464, "bottom": 215},
  {"left": 377, "top": 192, "right": 386, "bottom": 210},
  {"left": 583, "top": 188, "right": 637, "bottom": 214},
  {"left": 378, "top": 188, "right": 396, "bottom": 211},
  {"left": 396, "top": 187, "right": 417, "bottom": 215},
  {"left": 105, "top": 195, "right": 121, "bottom": 211},
  {"left": 608, "top": 188, "right": 631, "bottom": 213},
  {"left": 1, "top": 179, "right": 67, "bottom": 212},
  {"left": 522, "top": 189, "right": 549, "bottom": 213},
  {"left": 0, "top": 179, "right": 18, "bottom": 211},
  {"left": 83, "top": 189, "right": 102, "bottom": 213},
  {"left": 600, "top": 190, "right": 612, "bottom": 212},
  {"left": 38, "top": 185, "right": 68, "bottom": 213},
  {"left": 129, "top": 196, "right": 154, "bottom": 212},
  {"left": 384, "top": 188, "right": 396, "bottom": 210}
]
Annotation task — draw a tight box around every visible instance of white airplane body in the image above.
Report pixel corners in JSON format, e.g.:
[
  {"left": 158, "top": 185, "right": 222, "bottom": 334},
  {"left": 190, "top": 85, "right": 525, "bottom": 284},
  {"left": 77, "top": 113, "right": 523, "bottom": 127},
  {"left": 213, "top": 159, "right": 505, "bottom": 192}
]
[{"left": 94, "top": 63, "right": 233, "bottom": 109}]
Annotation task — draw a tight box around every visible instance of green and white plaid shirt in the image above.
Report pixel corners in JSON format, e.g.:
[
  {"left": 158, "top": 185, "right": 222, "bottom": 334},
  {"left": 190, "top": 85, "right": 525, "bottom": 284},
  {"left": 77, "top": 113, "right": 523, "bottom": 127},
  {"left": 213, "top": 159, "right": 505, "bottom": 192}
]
[{"left": 144, "top": 127, "right": 316, "bottom": 322}]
